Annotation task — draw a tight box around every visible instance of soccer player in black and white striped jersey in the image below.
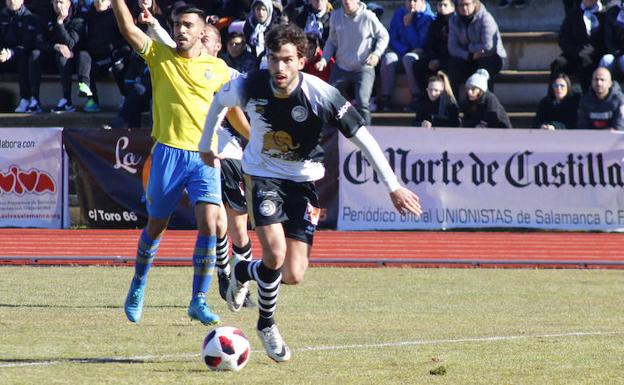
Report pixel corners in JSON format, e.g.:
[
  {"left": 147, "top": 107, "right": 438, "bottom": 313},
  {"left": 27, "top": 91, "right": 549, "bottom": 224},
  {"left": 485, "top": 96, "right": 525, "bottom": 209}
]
[{"left": 199, "top": 23, "right": 422, "bottom": 362}]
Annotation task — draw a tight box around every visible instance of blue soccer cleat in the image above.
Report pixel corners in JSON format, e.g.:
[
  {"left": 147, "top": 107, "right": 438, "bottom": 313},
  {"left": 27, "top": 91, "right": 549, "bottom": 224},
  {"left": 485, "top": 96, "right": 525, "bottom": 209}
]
[
  {"left": 188, "top": 297, "right": 220, "bottom": 326},
  {"left": 124, "top": 280, "right": 145, "bottom": 323}
]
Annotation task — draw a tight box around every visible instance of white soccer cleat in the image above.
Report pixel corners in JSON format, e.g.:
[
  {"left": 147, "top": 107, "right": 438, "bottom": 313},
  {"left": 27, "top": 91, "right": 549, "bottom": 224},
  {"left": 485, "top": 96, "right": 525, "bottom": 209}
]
[
  {"left": 226, "top": 255, "right": 249, "bottom": 312},
  {"left": 257, "top": 325, "right": 291, "bottom": 362},
  {"left": 14, "top": 98, "right": 29, "bottom": 113}
]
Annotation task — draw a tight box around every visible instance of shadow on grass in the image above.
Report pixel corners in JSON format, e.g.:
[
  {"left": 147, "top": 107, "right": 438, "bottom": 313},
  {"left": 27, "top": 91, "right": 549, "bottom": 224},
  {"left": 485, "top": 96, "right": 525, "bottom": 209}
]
[
  {"left": 0, "top": 303, "right": 184, "bottom": 309},
  {"left": 0, "top": 357, "right": 147, "bottom": 365}
]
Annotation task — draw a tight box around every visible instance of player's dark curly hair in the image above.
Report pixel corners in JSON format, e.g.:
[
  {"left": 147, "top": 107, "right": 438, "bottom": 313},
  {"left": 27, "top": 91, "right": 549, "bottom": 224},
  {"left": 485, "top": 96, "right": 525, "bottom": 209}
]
[{"left": 266, "top": 24, "right": 308, "bottom": 59}]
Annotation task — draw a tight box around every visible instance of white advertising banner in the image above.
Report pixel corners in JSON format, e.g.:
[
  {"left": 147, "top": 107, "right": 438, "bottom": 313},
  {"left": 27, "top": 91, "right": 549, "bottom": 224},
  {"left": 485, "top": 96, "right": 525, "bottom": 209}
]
[
  {"left": 0, "top": 127, "right": 69, "bottom": 228},
  {"left": 338, "top": 127, "right": 624, "bottom": 231}
]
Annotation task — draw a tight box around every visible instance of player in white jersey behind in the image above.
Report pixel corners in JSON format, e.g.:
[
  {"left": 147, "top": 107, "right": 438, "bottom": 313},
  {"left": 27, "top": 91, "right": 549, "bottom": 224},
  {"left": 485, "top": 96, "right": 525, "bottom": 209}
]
[{"left": 199, "top": 23, "right": 422, "bottom": 362}]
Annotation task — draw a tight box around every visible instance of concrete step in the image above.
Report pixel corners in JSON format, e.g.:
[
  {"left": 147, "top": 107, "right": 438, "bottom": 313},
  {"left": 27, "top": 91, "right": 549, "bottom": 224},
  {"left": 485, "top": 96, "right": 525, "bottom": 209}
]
[
  {"left": 501, "top": 31, "right": 558, "bottom": 71},
  {"left": 0, "top": 74, "right": 123, "bottom": 111},
  {"left": 496, "top": 69, "right": 549, "bottom": 106},
  {"left": 370, "top": 110, "right": 535, "bottom": 129}
]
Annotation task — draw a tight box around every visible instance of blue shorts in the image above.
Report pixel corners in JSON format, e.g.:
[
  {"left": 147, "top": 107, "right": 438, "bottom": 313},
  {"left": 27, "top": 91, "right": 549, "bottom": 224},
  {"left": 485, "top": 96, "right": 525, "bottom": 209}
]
[{"left": 145, "top": 142, "right": 221, "bottom": 219}]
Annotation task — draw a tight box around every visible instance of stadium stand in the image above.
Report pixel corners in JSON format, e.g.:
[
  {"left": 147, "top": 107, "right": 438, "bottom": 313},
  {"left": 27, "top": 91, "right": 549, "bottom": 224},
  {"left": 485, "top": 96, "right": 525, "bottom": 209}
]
[{"left": 0, "top": 0, "right": 564, "bottom": 128}]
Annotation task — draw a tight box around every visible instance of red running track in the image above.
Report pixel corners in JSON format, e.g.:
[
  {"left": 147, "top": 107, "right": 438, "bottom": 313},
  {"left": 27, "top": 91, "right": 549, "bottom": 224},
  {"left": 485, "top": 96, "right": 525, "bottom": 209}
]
[{"left": 0, "top": 229, "right": 623, "bottom": 268}]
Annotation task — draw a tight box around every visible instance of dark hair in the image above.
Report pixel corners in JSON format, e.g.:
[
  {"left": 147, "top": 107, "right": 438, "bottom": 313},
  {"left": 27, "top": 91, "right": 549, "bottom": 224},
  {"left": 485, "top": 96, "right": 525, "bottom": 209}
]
[
  {"left": 172, "top": 4, "right": 206, "bottom": 23},
  {"left": 548, "top": 73, "right": 572, "bottom": 99},
  {"left": 265, "top": 24, "right": 308, "bottom": 59}
]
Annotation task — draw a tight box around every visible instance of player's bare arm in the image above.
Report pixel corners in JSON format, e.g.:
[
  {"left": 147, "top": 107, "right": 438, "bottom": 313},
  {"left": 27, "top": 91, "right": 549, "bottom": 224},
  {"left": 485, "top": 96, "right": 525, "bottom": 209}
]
[
  {"left": 225, "top": 107, "right": 250, "bottom": 140},
  {"left": 111, "top": 0, "right": 148, "bottom": 51}
]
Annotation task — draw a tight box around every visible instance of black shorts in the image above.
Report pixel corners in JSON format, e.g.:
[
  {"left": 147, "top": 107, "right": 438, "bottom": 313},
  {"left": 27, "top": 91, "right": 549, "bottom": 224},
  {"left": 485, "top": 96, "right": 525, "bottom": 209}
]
[
  {"left": 220, "top": 158, "right": 247, "bottom": 213},
  {"left": 245, "top": 175, "right": 320, "bottom": 245}
]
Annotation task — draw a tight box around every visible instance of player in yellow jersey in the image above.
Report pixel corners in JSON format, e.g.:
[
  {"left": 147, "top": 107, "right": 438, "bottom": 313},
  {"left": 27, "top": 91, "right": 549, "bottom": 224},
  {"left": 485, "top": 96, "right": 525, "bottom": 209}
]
[{"left": 111, "top": 0, "right": 249, "bottom": 325}]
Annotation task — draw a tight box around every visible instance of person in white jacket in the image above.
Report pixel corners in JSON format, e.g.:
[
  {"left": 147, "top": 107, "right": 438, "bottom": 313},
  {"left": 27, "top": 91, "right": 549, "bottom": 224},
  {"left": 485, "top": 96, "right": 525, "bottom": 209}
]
[{"left": 315, "top": 0, "right": 389, "bottom": 124}]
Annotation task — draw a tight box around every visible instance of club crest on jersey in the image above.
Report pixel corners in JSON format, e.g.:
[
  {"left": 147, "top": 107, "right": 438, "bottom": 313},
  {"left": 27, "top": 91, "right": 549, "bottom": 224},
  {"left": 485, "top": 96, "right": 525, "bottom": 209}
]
[
  {"left": 291, "top": 105, "right": 308, "bottom": 122},
  {"left": 259, "top": 199, "right": 277, "bottom": 217},
  {"left": 204, "top": 69, "right": 214, "bottom": 80}
]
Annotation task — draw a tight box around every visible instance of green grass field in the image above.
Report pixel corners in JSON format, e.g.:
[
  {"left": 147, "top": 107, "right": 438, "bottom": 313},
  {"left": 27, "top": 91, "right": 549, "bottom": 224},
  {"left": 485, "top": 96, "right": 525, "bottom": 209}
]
[{"left": 1, "top": 266, "right": 623, "bottom": 385}]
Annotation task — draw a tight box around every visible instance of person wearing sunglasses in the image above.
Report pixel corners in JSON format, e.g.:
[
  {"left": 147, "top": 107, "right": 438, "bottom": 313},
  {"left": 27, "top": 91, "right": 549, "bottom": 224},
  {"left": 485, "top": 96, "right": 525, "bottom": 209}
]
[{"left": 534, "top": 73, "right": 580, "bottom": 129}]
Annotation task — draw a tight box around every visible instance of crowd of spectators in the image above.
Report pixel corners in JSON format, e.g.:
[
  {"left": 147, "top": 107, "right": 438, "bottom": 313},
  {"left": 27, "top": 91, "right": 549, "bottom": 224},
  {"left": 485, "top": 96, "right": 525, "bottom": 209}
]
[{"left": 1, "top": 0, "right": 623, "bottom": 130}]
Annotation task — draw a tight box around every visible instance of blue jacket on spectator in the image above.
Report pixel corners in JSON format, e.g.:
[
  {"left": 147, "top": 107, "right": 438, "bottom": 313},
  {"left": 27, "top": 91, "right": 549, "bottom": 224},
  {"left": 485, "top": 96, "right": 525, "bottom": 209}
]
[{"left": 388, "top": 1, "right": 435, "bottom": 57}]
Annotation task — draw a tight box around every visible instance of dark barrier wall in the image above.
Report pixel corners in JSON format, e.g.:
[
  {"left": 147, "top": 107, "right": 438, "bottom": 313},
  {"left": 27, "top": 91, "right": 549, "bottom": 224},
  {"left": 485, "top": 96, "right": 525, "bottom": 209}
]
[{"left": 63, "top": 127, "right": 338, "bottom": 229}]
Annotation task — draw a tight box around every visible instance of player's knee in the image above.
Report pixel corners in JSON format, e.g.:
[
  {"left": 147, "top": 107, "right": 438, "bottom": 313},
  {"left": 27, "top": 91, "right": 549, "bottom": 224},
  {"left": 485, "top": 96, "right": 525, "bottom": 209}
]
[{"left": 281, "top": 269, "right": 305, "bottom": 285}]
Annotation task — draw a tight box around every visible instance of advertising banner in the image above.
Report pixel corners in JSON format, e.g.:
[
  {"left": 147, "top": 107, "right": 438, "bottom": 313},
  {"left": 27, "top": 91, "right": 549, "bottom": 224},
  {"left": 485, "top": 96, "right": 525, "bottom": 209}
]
[
  {"left": 63, "top": 128, "right": 339, "bottom": 229},
  {"left": 338, "top": 127, "right": 624, "bottom": 231},
  {"left": 63, "top": 127, "right": 199, "bottom": 229},
  {"left": 0, "top": 127, "right": 69, "bottom": 228}
]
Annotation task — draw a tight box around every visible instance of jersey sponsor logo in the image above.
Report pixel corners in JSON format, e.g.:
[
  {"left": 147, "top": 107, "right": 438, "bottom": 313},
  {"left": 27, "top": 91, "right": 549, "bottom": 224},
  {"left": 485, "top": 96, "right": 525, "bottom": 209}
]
[
  {"left": 304, "top": 202, "right": 320, "bottom": 226},
  {"left": 291, "top": 105, "right": 308, "bottom": 122},
  {"left": 262, "top": 130, "right": 300, "bottom": 157},
  {"left": 258, "top": 199, "right": 277, "bottom": 217},
  {"left": 337, "top": 101, "right": 352, "bottom": 120}
]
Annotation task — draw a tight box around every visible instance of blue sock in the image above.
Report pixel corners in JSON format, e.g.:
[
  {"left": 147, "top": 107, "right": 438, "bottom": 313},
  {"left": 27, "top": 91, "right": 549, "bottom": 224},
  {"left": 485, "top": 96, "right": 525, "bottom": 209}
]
[
  {"left": 134, "top": 229, "right": 160, "bottom": 285},
  {"left": 192, "top": 234, "right": 216, "bottom": 299}
]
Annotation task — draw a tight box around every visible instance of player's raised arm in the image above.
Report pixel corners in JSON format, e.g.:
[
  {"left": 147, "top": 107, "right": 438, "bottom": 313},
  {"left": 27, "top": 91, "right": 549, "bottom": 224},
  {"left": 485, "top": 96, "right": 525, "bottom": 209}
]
[
  {"left": 111, "top": 0, "right": 148, "bottom": 52},
  {"left": 348, "top": 127, "right": 422, "bottom": 216}
]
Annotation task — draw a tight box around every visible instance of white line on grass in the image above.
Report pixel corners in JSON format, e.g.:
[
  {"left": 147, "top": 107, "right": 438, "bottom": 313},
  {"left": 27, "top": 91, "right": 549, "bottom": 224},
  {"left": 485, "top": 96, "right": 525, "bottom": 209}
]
[{"left": 2, "top": 330, "right": 622, "bottom": 368}]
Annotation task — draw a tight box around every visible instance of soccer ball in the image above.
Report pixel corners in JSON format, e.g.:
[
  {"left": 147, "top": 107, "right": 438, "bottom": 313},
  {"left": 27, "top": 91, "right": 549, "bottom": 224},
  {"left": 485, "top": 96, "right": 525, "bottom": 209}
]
[{"left": 201, "top": 326, "right": 251, "bottom": 371}]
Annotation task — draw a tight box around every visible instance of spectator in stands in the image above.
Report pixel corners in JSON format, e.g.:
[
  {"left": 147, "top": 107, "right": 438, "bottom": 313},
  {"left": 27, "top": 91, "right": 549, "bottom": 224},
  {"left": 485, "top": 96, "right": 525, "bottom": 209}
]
[
  {"left": 0, "top": 0, "right": 41, "bottom": 113},
  {"left": 292, "top": 0, "right": 332, "bottom": 47},
  {"left": 497, "top": 0, "right": 529, "bottom": 8},
  {"left": 448, "top": 0, "right": 506, "bottom": 96},
  {"left": 419, "top": 0, "right": 455, "bottom": 92},
  {"left": 599, "top": 1, "right": 624, "bottom": 82},
  {"left": 551, "top": 0, "right": 606, "bottom": 93},
  {"left": 243, "top": 0, "right": 276, "bottom": 63},
  {"left": 35, "top": 0, "right": 85, "bottom": 113},
  {"left": 76, "top": 0, "right": 130, "bottom": 113},
  {"left": 378, "top": 0, "right": 435, "bottom": 112},
  {"left": 316, "top": 0, "right": 389, "bottom": 125},
  {"left": 577, "top": 66, "right": 624, "bottom": 129},
  {"left": 534, "top": 73, "right": 580, "bottom": 129},
  {"left": 460, "top": 68, "right": 511, "bottom": 128},
  {"left": 413, "top": 70, "right": 460, "bottom": 127},
  {"left": 302, "top": 30, "right": 332, "bottom": 80},
  {"left": 222, "top": 30, "right": 258, "bottom": 74}
]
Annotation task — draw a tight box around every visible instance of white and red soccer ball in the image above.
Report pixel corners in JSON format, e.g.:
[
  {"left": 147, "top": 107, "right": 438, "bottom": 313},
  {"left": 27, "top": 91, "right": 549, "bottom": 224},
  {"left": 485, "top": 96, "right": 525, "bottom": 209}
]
[{"left": 201, "top": 326, "right": 251, "bottom": 371}]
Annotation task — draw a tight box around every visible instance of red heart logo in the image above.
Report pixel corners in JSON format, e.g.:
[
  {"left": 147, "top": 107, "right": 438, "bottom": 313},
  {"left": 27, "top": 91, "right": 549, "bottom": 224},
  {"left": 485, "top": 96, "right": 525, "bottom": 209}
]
[
  {"left": 35, "top": 173, "right": 56, "bottom": 193},
  {"left": 10, "top": 166, "right": 23, "bottom": 194},
  {"left": 18, "top": 170, "right": 38, "bottom": 193},
  {"left": 0, "top": 171, "right": 14, "bottom": 193}
]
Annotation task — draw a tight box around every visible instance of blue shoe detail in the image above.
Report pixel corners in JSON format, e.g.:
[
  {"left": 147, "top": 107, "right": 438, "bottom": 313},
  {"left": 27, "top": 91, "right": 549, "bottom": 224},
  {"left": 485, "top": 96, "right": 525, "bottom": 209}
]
[
  {"left": 188, "top": 297, "right": 220, "bottom": 326},
  {"left": 124, "top": 280, "right": 145, "bottom": 323}
]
